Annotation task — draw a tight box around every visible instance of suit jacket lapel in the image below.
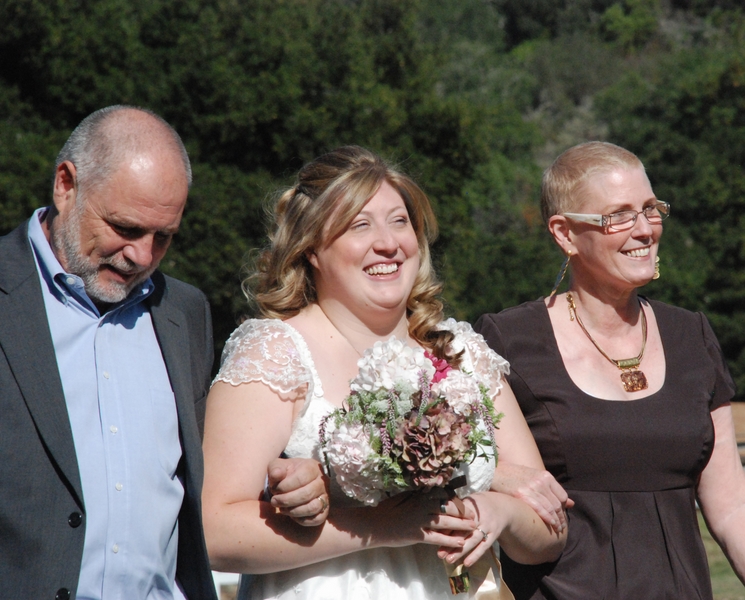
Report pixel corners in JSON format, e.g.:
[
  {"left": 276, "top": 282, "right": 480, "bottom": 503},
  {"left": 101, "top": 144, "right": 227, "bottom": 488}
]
[
  {"left": 148, "top": 274, "right": 216, "bottom": 600},
  {"left": 0, "top": 223, "right": 84, "bottom": 507},
  {"left": 148, "top": 275, "right": 199, "bottom": 457}
]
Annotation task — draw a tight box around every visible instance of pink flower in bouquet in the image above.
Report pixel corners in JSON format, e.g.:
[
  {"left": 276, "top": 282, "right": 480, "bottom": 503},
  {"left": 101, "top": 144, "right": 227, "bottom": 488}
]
[{"left": 425, "top": 350, "right": 453, "bottom": 383}]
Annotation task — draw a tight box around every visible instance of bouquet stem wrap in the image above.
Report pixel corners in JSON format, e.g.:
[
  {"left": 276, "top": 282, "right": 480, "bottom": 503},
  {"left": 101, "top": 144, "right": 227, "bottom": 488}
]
[{"left": 445, "top": 549, "right": 514, "bottom": 599}]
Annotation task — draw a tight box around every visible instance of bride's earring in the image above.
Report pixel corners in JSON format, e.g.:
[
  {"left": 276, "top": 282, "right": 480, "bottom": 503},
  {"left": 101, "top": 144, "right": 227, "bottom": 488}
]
[
  {"left": 653, "top": 255, "right": 660, "bottom": 280},
  {"left": 550, "top": 250, "right": 572, "bottom": 297}
]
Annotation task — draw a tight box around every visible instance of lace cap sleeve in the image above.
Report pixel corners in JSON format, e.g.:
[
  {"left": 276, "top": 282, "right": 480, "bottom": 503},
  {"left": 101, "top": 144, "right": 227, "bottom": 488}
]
[
  {"left": 440, "top": 318, "right": 510, "bottom": 396},
  {"left": 213, "top": 319, "right": 313, "bottom": 396}
]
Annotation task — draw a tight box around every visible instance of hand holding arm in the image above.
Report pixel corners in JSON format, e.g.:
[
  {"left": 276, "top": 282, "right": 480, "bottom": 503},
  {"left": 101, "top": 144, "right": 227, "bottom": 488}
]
[
  {"left": 267, "top": 457, "right": 329, "bottom": 526},
  {"left": 436, "top": 490, "right": 564, "bottom": 567},
  {"left": 432, "top": 374, "right": 567, "bottom": 567},
  {"left": 492, "top": 462, "right": 574, "bottom": 534}
]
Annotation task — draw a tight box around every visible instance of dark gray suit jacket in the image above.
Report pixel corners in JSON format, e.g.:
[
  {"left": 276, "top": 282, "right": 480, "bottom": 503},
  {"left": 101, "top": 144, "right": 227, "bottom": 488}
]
[{"left": 0, "top": 221, "right": 218, "bottom": 600}]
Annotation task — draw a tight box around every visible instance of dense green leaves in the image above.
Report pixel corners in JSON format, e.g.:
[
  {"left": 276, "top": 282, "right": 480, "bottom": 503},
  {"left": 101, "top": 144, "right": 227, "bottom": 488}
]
[
  {"left": 1, "top": 0, "right": 530, "bottom": 363},
  {"left": 596, "top": 24, "right": 745, "bottom": 391},
  {"left": 2, "top": 0, "right": 745, "bottom": 393}
]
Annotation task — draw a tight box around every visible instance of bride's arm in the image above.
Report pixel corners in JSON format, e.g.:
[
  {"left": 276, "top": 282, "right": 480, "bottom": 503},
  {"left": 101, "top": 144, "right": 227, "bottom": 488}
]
[
  {"left": 202, "top": 379, "right": 478, "bottom": 574},
  {"left": 435, "top": 377, "right": 567, "bottom": 567},
  {"left": 491, "top": 379, "right": 567, "bottom": 562},
  {"left": 492, "top": 378, "right": 570, "bottom": 557}
]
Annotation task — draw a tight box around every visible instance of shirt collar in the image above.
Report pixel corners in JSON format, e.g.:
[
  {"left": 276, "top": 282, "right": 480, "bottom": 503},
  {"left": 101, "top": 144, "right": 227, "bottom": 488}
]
[{"left": 27, "top": 207, "right": 154, "bottom": 316}]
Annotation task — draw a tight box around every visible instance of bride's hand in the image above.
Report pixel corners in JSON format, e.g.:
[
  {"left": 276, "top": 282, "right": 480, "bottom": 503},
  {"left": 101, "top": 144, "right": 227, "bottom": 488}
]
[
  {"left": 267, "top": 457, "right": 329, "bottom": 526},
  {"left": 370, "top": 491, "right": 478, "bottom": 549},
  {"left": 435, "top": 493, "right": 510, "bottom": 567}
]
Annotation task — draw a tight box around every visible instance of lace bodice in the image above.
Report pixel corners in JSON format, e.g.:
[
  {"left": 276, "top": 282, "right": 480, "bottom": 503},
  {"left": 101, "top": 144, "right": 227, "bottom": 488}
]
[{"left": 214, "top": 318, "right": 510, "bottom": 503}]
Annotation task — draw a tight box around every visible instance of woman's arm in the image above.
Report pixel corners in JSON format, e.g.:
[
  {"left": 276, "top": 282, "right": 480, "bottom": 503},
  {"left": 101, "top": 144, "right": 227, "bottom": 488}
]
[
  {"left": 202, "top": 380, "right": 478, "bottom": 574},
  {"left": 697, "top": 403, "right": 745, "bottom": 584},
  {"left": 483, "top": 380, "right": 567, "bottom": 561},
  {"left": 491, "top": 462, "right": 573, "bottom": 534}
]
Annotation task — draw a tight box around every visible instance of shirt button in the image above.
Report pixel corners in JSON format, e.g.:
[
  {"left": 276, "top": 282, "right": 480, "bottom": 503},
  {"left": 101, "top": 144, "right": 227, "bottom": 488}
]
[
  {"left": 68, "top": 512, "right": 83, "bottom": 528},
  {"left": 65, "top": 276, "right": 75, "bottom": 286},
  {"left": 115, "top": 483, "right": 123, "bottom": 491},
  {"left": 103, "top": 371, "right": 110, "bottom": 379},
  {"left": 110, "top": 425, "right": 118, "bottom": 434},
  {"left": 112, "top": 544, "right": 119, "bottom": 553}
]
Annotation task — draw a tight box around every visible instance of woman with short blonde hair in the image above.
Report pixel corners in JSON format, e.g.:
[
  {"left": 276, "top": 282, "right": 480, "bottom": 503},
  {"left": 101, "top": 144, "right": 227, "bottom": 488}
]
[{"left": 477, "top": 141, "right": 745, "bottom": 599}]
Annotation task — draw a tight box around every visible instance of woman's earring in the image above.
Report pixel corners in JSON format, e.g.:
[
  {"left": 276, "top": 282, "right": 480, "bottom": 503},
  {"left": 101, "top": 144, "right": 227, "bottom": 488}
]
[
  {"left": 550, "top": 251, "right": 572, "bottom": 297},
  {"left": 653, "top": 255, "right": 660, "bottom": 280}
]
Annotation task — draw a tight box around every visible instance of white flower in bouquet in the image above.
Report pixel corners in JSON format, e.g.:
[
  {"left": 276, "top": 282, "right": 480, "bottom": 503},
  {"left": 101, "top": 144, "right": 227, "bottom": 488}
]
[
  {"left": 431, "top": 369, "right": 484, "bottom": 416},
  {"left": 351, "top": 337, "right": 435, "bottom": 394},
  {"left": 325, "top": 422, "right": 386, "bottom": 506}
]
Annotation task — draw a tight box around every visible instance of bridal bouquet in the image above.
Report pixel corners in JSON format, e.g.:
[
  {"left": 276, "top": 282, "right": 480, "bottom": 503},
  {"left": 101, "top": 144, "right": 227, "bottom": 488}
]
[{"left": 320, "top": 337, "right": 502, "bottom": 506}]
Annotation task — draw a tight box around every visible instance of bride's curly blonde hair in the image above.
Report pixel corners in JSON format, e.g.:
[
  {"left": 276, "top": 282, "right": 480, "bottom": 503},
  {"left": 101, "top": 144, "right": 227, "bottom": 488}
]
[{"left": 244, "top": 145, "right": 459, "bottom": 363}]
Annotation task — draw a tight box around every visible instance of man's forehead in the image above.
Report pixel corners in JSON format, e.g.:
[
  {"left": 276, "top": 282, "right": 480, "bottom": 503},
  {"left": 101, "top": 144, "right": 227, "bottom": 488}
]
[{"left": 84, "top": 169, "right": 186, "bottom": 230}]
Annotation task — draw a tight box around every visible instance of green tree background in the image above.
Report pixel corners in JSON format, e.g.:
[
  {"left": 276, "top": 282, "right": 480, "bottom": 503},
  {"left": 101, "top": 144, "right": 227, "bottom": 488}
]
[{"left": 2, "top": 0, "right": 744, "bottom": 396}]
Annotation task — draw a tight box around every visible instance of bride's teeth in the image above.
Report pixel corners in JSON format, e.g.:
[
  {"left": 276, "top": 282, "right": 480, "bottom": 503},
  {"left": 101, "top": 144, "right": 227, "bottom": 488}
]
[
  {"left": 623, "top": 248, "right": 650, "bottom": 258},
  {"left": 366, "top": 263, "right": 398, "bottom": 275}
]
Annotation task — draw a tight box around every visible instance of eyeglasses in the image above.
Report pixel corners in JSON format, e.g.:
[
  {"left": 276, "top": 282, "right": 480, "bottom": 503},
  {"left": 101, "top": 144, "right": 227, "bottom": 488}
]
[{"left": 563, "top": 201, "right": 670, "bottom": 233}]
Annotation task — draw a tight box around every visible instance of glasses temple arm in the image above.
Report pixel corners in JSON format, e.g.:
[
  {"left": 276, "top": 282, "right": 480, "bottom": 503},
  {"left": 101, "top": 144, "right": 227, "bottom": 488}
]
[{"left": 562, "top": 213, "right": 605, "bottom": 226}]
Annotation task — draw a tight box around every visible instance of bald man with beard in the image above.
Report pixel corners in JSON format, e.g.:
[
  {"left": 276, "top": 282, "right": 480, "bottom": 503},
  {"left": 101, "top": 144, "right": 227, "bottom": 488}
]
[{"left": 0, "top": 106, "right": 327, "bottom": 600}]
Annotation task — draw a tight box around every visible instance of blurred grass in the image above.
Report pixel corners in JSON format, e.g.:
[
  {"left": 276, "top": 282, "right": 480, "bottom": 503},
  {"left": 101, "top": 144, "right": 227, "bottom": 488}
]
[{"left": 700, "top": 512, "right": 745, "bottom": 599}]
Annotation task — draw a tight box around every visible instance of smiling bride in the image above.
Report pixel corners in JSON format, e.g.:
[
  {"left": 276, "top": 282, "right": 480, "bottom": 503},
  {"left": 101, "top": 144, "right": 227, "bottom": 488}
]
[{"left": 201, "top": 145, "right": 566, "bottom": 600}]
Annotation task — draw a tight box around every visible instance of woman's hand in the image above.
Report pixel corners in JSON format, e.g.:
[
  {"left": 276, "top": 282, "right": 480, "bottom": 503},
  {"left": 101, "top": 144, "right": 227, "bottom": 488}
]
[
  {"left": 267, "top": 458, "right": 330, "bottom": 526},
  {"left": 492, "top": 462, "right": 574, "bottom": 534}
]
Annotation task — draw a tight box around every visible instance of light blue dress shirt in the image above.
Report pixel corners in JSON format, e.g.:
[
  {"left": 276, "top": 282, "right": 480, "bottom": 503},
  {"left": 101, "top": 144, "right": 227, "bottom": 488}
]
[{"left": 28, "top": 209, "right": 187, "bottom": 600}]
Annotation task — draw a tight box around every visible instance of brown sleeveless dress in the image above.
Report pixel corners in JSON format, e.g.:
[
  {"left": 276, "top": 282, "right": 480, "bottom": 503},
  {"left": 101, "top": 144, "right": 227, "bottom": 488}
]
[{"left": 474, "top": 299, "right": 735, "bottom": 600}]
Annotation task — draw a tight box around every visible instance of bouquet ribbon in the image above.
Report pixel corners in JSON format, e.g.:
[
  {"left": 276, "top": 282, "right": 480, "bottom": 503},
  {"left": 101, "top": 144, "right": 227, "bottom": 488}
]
[{"left": 444, "top": 548, "right": 514, "bottom": 599}]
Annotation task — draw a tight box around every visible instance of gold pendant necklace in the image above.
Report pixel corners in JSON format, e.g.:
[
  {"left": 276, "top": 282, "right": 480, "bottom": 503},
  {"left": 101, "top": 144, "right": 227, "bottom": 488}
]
[{"left": 566, "top": 292, "right": 648, "bottom": 393}]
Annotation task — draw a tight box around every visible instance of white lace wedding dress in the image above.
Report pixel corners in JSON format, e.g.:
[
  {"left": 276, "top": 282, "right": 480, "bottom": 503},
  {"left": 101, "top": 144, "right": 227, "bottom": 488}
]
[{"left": 214, "top": 318, "right": 510, "bottom": 600}]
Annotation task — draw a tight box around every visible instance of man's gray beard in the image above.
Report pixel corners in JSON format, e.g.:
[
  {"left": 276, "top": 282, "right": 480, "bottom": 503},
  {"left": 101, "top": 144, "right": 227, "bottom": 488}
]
[{"left": 51, "top": 201, "right": 152, "bottom": 305}]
